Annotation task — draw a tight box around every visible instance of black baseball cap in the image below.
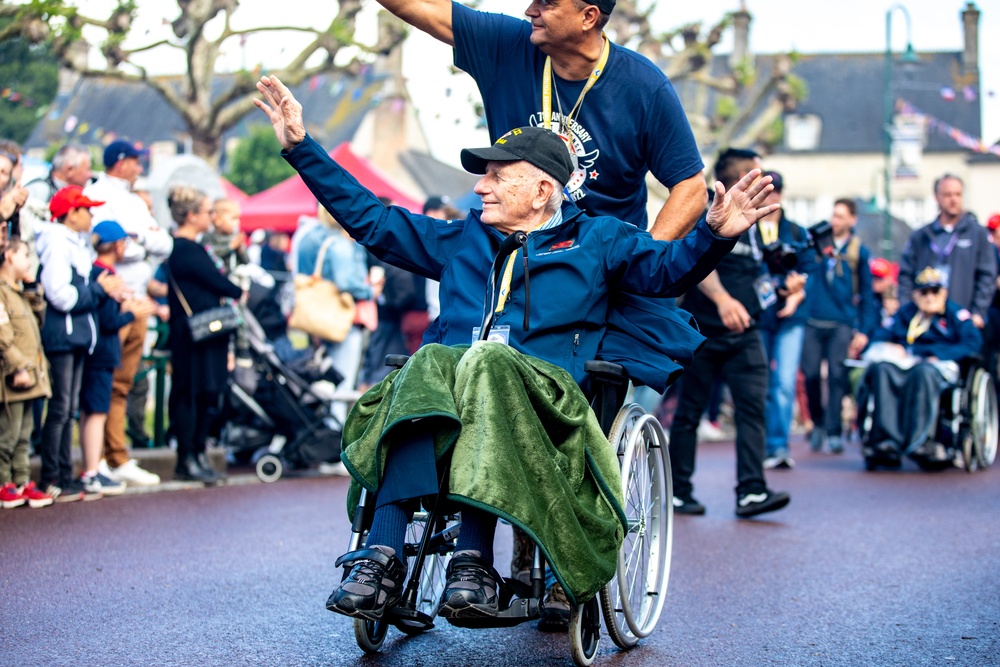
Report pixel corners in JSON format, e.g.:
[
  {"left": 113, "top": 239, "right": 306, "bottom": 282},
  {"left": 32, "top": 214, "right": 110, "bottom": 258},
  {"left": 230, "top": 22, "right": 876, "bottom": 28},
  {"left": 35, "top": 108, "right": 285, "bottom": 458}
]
[
  {"left": 460, "top": 127, "right": 574, "bottom": 186},
  {"left": 764, "top": 171, "right": 783, "bottom": 193},
  {"left": 590, "top": 0, "right": 615, "bottom": 13}
]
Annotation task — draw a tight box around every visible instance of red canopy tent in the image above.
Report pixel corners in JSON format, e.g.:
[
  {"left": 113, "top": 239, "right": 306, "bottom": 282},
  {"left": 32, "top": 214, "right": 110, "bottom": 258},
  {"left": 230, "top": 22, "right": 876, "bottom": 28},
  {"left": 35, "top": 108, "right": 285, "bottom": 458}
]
[
  {"left": 220, "top": 177, "right": 249, "bottom": 203},
  {"left": 239, "top": 143, "right": 423, "bottom": 232}
]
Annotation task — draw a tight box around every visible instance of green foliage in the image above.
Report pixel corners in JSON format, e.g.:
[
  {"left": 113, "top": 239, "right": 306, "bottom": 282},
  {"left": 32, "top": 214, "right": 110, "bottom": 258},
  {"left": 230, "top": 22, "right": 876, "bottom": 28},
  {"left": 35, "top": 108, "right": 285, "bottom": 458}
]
[
  {"left": 0, "top": 22, "right": 59, "bottom": 144},
  {"left": 786, "top": 74, "right": 809, "bottom": 103},
  {"left": 761, "top": 116, "right": 785, "bottom": 149},
  {"left": 224, "top": 124, "right": 296, "bottom": 195},
  {"left": 715, "top": 96, "right": 738, "bottom": 122}
]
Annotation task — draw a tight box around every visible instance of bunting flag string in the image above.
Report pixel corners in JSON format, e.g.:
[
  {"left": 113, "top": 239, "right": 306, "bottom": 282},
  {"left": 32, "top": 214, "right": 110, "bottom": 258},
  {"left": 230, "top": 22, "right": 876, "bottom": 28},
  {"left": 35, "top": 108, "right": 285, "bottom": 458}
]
[{"left": 897, "top": 98, "right": 1000, "bottom": 158}]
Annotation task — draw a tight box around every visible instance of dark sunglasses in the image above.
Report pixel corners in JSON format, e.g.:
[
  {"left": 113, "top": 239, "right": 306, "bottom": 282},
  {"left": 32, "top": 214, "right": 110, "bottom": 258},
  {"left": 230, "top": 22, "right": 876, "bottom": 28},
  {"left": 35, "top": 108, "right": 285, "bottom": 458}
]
[{"left": 918, "top": 287, "right": 942, "bottom": 296}]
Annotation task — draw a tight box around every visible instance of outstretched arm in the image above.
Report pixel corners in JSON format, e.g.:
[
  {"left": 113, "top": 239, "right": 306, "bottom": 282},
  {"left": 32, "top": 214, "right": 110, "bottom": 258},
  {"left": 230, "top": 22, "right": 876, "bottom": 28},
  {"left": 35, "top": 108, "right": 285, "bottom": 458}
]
[
  {"left": 375, "top": 0, "right": 454, "bottom": 46},
  {"left": 705, "top": 169, "right": 778, "bottom": 239}
]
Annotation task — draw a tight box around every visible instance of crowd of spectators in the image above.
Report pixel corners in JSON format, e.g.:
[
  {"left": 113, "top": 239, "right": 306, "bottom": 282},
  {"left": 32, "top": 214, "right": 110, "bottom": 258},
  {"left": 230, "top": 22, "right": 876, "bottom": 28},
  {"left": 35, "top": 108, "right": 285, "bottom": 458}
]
[{"left": 0, "top": 136, "right": 451, "bottom": 509}]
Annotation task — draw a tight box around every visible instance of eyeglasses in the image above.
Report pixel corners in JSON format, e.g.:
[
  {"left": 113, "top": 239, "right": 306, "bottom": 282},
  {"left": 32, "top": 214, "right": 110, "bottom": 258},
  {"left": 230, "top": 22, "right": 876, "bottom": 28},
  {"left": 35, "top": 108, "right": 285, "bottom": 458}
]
[{"left": 918, "top": 287, "right": 942, "bottom": 296}]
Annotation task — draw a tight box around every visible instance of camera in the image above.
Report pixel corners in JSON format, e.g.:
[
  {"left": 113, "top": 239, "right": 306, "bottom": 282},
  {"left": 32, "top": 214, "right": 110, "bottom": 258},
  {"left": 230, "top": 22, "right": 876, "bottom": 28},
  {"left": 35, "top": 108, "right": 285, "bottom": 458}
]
[{"left": 762, "top": 220, "right": 834, "bottom": 275}]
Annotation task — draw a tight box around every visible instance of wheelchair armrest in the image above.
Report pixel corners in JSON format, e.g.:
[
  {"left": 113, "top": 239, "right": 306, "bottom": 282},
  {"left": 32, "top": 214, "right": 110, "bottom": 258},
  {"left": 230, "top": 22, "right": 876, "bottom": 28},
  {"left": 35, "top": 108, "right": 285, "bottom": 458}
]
[
  {"left": 585, "top": 360, "right": 629, "bottom": 386},
  {"left": 385, "top": 354, "right": 410, "bottom": 369}
]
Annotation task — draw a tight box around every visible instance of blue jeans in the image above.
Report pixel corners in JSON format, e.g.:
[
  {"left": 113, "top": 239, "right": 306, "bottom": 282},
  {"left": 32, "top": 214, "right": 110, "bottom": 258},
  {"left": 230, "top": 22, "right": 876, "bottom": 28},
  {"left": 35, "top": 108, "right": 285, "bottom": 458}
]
[{"left": 761, "top": 323, "right": 805, "bottom": 457}]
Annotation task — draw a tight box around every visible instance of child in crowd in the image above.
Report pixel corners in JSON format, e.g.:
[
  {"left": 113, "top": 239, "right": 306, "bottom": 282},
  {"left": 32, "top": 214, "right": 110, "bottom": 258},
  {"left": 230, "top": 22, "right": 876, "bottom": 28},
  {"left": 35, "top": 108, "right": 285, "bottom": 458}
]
[
  {"left": 79, "top": 221, "right": 157, "bottom": 498},
  {"left": 204, "top": 198, "right": 248, "bottom": 274},
  {"left": 0, "top": 237, "right": 54, "bottom": 508},
  {"left": 36, "top": 186, "right": 125, "bottom": 502}
]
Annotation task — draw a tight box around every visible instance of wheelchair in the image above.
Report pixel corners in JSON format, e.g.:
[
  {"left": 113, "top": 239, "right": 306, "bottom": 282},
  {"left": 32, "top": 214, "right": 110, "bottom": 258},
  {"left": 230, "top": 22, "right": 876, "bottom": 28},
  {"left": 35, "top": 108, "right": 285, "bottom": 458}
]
[
  {"left": 855, "top": 357, "right": 999, "bottom": 472},
  {"left": 342, "top": 355, "right": 673, "bottom": 666}
]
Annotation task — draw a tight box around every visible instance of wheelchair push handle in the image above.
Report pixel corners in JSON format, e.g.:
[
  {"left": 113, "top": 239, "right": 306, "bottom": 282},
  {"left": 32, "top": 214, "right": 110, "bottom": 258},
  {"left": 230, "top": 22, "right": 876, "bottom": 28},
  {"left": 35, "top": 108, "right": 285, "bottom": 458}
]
[{"left": 478, "top": 231, "right": 528, "bottom": 342}]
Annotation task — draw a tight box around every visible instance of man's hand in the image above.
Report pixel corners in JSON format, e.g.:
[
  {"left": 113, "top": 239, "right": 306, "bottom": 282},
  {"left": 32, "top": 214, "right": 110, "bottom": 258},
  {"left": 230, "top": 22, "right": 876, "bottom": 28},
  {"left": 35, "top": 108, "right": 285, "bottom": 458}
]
[
  {"left": 848, "top": 332, "right": 869, "bottom": 359},
  {"left": 717, "top": 295, "right": 753, "bottom": 333},
  {"left": 706, "top": 169, "right": 779, "bottom": 239},
  {"left": 156, "top": 304, "right": 170, "bottom": 322},
  {"left": 11, "top": 368, "right": 32, "bottom": 389},
  {"left": 0, "top": 185, "right": 28, "bottom": 221},
  {"left": 972, "top": 313, "right": 986, "bottom": 329},
  {"left": 254, "top": 76, "right": 306, "bottom": 150},
  {"left": 779, "top": 271, "right": 807, "bottom": 296},
  {"left": 776, "top": 290, "right": 805, "bottom": 319}
]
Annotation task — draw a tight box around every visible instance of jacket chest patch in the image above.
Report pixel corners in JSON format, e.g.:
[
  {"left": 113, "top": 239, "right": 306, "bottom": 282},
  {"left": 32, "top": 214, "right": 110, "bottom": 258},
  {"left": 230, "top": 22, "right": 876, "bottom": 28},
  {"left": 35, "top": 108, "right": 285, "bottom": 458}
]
[{"left": 537, "top": 239, "right": 579, "bottom": 257}]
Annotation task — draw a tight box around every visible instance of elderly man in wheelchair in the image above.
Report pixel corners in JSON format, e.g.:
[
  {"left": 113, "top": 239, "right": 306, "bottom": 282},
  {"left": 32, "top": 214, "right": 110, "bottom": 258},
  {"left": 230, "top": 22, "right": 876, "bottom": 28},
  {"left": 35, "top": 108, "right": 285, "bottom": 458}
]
[
  {"left": 855, "top": 266, "right": 993, "bottom": 471},
  {"left": 255, "top": 75, "right": 778, "bottom": 658}
]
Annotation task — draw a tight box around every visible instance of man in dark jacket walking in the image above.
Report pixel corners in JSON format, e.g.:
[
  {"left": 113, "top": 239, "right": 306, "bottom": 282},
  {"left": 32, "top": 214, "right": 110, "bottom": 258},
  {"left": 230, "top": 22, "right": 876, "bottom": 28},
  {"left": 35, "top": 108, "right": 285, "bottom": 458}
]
[{"left": 897, "top": 174, "right": 996, "bottom": 328}]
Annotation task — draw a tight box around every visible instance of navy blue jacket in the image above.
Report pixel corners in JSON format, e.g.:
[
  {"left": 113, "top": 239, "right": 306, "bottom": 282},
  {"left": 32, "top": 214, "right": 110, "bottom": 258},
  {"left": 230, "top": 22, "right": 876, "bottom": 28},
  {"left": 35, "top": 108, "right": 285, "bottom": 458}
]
[
  {"left": 899, "top": 213, "right": 997, "bottom": 319},
  {"left": 805, "top": 234, "right": 878, "bottom": 337},
  {"left": 873, "top": 301, "right": 982, "bottom": 361},
  {"left": 87, "top": 263, "right": 134, "bottom": 369},
  {"left": 284, "top": 135, "right": 736, "bottom": 386},
  {"left": 39, "top": 265, "right": 105, "bottom": 355}
]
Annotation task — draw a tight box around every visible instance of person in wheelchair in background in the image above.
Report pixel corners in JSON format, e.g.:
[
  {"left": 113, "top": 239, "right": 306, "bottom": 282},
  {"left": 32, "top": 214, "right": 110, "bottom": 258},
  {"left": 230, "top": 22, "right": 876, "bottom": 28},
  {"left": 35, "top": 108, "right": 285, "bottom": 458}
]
[
  {"left": 254, "top": 75, "right": 778, "bottom": 624},
  {"left": 858, "top": 266, "right": 982, "bottom": 469}
]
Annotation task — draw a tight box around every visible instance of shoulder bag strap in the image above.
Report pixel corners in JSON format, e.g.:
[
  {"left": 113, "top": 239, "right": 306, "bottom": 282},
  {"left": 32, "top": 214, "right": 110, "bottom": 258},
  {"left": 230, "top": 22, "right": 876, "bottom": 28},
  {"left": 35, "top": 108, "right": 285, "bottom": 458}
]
[
  {"left": 313, "top": 235, "right": 338, "bottom": 279},
  {"left": 167, "top": 272, "right": 194, "bottom": 317}
]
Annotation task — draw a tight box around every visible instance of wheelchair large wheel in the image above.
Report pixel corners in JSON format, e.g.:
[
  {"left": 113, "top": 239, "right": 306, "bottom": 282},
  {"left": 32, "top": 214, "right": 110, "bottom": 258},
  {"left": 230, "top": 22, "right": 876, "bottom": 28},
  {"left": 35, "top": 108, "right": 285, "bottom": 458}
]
[
  {"left": 569, "top": 598, "right": 601, "bottom": 667},
  {"left": 395, "top": 510, "right": 453, "bottom": 636},
  {"left": 353, "top": 618, "right": 388, "bottom": 653},
  {"left": 970, "top": 369, "right": 999, "bottom": 469},
  {"left": 600, "top": 403, "right": 671, "bottom": 649}
]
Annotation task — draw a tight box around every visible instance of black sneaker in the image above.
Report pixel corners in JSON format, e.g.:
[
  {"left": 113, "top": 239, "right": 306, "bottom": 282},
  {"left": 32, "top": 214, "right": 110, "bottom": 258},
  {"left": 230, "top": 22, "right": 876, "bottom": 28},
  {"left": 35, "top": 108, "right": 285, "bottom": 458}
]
[
  {"left": 736, "top": 490, "right": 790, "bottom": 518},
  {"left": 672, "top": 494, "right": 706, "bottom": 515},
  {"left": 56, "top": 480, "right": 98, "bottom": 502},
  {"left": 438, "top": 552, "right": 502, "bottom": 620},
  {"left": 327, "top": 546, "right": 406, "bottom": 621}
]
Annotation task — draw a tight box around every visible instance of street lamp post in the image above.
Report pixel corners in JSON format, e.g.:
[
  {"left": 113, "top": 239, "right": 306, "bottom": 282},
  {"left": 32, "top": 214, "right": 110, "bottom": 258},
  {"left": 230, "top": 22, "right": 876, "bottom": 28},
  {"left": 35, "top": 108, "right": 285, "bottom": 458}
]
[{"left": 883, "top": 4, "right": 919, "bottom": 261}]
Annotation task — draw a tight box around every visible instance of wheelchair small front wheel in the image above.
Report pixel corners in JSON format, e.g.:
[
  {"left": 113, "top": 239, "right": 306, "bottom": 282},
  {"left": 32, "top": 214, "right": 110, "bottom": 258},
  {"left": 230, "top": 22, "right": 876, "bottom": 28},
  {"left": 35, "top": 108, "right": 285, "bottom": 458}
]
[
  {"left": 568, "top": 597, "right": 601, "bottom": 667},
  {"left": 353, "top": 617, "right": 388, "bottom": 653},
  {"left": 255, "top": 454, "right": 283, "bottom": 483}
]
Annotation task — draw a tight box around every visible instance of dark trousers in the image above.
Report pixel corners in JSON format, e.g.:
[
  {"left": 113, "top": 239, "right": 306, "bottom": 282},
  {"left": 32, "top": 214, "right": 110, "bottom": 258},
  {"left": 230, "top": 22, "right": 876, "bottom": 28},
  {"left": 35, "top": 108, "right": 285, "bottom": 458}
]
[
  {"left": 168, "top": 383, "right": 221, "bottom": 461},
  {"left": 860, "top": 362, "right": 948, "bottom": 454},
  {"left": 669, "top": 329, "right": 769, "bottom": 497},
  {"left": 126, "top": 373, "right": 150, "bottom": 442},
  {"left": 801, "top": 323, "right": 854, "bottom": 436},
  {"left": 40, "top": 351, "right": 85, "bottom": 487}
]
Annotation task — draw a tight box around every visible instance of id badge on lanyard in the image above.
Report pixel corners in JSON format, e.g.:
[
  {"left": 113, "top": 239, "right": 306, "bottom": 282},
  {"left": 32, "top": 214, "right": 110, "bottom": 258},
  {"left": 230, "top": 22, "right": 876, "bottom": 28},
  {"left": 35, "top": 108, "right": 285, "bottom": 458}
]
[{"left": 748, "top": 231, "right": 777, "bottom": 309}]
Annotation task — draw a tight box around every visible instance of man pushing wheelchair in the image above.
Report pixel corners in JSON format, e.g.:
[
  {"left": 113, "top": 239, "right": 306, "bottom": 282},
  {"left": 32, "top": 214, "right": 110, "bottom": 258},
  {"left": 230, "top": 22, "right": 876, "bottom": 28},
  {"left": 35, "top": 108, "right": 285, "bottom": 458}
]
[{"left": 254, "top": 75, "right": 778, "bottom": 623}]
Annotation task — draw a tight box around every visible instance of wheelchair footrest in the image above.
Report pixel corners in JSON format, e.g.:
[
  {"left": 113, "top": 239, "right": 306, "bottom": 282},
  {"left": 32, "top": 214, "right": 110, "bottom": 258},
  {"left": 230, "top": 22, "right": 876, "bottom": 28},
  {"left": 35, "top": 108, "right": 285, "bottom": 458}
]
[
  {"left": 445, "top": 596, "right": 542, "bottom": 629},
  {"left": 388, "top": 604, "right": 435, "bottom": 632}
]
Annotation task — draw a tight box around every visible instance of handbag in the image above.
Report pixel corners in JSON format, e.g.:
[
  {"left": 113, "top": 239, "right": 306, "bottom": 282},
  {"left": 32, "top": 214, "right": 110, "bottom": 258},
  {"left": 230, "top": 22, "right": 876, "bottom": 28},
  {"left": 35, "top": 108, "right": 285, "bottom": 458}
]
[
  {"left": 170, "top": 275, "right": 243, "bottom": 344},
  {"left": 288, "top": 235, "right": 356, "bottom": 343}
]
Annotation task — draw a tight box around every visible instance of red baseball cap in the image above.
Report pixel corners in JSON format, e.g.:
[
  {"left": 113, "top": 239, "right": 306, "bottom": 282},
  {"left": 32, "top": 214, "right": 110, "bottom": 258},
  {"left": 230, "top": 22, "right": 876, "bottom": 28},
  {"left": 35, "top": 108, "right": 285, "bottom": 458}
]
[
  {"left": 988, "top": 213, "right": 1000, "bottom": 231},
  {"left": 870, "top": 257, "right": 894, "bottom": 279},
  {"left": 49, "top": 186, "right": 104, "bottom": 220}
]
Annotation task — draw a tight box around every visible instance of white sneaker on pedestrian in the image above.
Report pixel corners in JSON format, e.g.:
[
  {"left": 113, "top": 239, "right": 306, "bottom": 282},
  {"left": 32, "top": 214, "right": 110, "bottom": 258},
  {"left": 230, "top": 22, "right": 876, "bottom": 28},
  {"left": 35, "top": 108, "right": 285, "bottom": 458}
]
[
  {"left": 697, "top": 419, "right": 727, "bottom": 442},
  {"left": 763, "top": 456, "right": 782, "bottom": 470},
  {"left": 109, "top": 459, "right": 161, "bottom": 486}
]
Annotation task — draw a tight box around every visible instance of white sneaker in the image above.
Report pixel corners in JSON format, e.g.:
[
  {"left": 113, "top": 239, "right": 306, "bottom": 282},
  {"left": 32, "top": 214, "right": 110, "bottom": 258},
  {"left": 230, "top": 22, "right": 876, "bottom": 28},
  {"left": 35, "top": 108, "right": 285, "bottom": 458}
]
[
  {"left": 109, "top": 459, "right": 161, "bottom": 486},
  {"left": 697, "top": 419, "right": 727, "bottom": 442}
]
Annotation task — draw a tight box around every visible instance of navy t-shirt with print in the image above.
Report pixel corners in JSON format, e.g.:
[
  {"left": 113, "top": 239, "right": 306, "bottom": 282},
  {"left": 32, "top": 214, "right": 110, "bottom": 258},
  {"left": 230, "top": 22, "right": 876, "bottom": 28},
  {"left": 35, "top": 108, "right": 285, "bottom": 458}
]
[{"left": 452, "top": 2, "right": 704, "bottom": 229}]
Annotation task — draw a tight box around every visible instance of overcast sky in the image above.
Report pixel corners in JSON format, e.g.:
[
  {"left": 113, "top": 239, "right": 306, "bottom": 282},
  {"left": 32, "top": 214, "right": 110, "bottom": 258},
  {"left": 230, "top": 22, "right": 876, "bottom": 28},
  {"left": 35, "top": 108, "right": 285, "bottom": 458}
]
[{"left": 80, "top": 0, "right": 997, "bottom": 166}]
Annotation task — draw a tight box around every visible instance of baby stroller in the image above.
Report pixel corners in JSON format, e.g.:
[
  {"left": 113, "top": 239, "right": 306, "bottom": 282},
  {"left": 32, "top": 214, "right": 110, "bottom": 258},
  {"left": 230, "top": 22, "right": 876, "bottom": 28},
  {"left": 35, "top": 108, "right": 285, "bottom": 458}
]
[{"left": 220, "top": 288, "right": 354, "bottom": 483}]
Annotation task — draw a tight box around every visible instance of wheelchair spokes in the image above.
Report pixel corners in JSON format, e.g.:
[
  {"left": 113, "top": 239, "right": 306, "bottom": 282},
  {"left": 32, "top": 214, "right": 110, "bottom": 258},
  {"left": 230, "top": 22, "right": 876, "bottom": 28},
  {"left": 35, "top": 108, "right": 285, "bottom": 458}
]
[{"left": 600, "top": 404, "right": 672, "bottom": 649}]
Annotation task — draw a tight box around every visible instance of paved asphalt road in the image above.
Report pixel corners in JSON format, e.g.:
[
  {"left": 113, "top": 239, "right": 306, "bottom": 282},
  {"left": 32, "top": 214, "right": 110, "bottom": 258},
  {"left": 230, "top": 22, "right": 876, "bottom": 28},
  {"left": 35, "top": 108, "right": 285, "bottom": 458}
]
[{"left": 2, "top": 436, "right": 998, "bottom": 667}]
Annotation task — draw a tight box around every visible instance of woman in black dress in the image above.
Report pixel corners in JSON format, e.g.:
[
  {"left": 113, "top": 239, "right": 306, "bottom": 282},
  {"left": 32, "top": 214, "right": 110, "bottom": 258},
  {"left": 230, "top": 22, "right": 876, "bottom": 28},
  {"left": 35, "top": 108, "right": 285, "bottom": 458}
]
[{"left": 165, "top": 186, "right": 244, "bottom": 483}]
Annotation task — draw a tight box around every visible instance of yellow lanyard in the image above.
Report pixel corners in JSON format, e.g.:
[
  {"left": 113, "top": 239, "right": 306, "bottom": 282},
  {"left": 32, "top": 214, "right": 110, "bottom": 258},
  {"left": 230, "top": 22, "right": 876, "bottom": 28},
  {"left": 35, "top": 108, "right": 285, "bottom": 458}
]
[
  {"left": 906, "top": 313, "right": 932, "bottom": 345},
  {"left": 760, "top": 221, "right": 778, "bottom": 246},
  {"left": 541, "top": 35, "right": 611, "bottom": 137}
]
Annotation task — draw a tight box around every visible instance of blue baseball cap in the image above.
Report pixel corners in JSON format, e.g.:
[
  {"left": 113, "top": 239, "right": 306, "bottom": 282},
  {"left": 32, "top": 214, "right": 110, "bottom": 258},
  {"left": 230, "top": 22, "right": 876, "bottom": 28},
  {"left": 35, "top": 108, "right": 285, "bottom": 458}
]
[
  {"left": 91, "top": 220, "right": 132, "bottom": 243},
  {"left": 103, "top": 139, "right": 147, "bottom": 169}
]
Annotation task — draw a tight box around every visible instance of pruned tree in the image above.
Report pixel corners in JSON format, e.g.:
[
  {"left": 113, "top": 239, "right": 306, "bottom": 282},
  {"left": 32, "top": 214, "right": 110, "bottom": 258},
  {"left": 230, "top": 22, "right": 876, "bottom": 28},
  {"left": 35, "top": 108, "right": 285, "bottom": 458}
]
[
  {"left": 0, "top": 0, "right": 406, "bottom": 165},
  {"left": 607, "top": 1, "right": 806, "bottom": 158}
]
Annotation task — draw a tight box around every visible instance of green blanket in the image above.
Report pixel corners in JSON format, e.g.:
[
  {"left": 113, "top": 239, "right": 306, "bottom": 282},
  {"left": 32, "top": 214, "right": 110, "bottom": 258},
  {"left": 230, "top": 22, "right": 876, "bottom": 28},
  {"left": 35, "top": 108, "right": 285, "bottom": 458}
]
[{"left": 341, "top": 342, "right": 627, "bottom": 605}]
